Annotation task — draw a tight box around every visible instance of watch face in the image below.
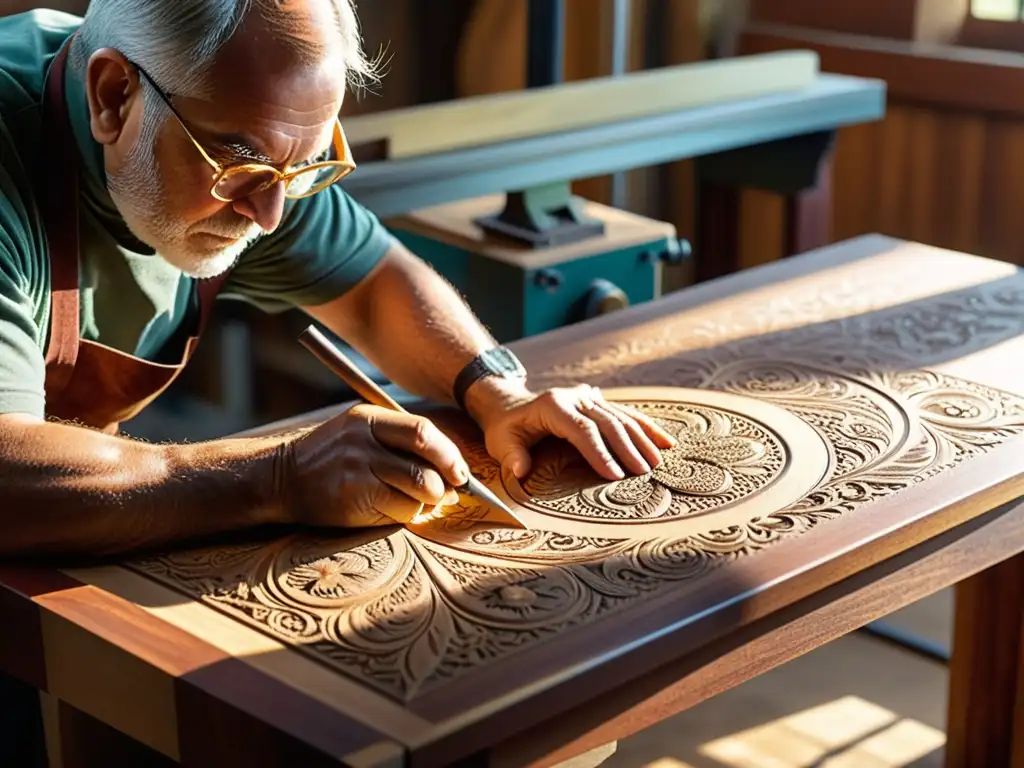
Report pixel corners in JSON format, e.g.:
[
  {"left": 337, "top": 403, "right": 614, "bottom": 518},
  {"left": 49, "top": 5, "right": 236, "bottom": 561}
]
[{"left": 486, "top": 348, "right": 526, "bottom": 377}]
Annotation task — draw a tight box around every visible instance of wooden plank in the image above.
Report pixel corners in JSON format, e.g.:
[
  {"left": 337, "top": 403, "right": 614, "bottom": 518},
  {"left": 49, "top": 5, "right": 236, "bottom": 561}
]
[
  {"left": 344, "top": 50, "right": 820, "bottom": 158},
  {"left": 749, "top": 0, "right": 970, "bottom": 45},
  {"left": 739, "top": 22, "right": 1024, "bottom": 118},
  {"left": 487, "top": 497, "right": 1024, "bottom": 768}
]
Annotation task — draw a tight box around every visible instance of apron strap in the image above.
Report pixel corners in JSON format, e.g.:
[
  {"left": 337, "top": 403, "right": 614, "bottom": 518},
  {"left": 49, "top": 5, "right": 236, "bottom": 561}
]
[
  {"left": 41, "top": 35, "right": 230, "bottom": 384},
  {"left": 41, "top": 38, "right": 80, "bottom": 397},
  {"left": 195, "top": 273, "right": 229, "bottom": 337}
]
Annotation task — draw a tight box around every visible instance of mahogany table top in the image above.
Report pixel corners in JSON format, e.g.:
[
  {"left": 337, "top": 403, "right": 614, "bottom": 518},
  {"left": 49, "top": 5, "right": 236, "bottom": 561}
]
[{"left": 3, "top": 233, "right": 1024, "bottom": 767}]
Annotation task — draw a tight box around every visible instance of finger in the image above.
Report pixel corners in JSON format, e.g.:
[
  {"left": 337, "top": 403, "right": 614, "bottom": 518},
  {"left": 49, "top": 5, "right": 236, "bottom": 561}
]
[
  {"left": 369, "top": 411, "right": 471, "bottom": 489},
  {"left": 366, "top": 467, "right": 429, "bottom": 524},
  {"left": 370, "top": 450, "right": 450, "bottom": 507},
  {"left": 583, "top": 404, "right": 652, "bottom": 476},
  {"left": 501, "top": 445, "right": 534, "bottom": 480},
  {"left": 592, "top": 402, "right": 665, "bottom": 469},
  {"left": 603, "top": 401, "right": 677, "bottom": 449},
  {"left": 552, "top": 409, "right": 625, "bottom": 481}
]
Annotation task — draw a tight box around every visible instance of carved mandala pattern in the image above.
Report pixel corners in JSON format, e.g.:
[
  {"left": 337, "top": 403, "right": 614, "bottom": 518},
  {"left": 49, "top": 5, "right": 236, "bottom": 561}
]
[
  {"left": 125, "top": 278, "right": 1024, "bottom": 703},
  {"left": 523, "top": 403, "right": 784, "bottom": 522}
]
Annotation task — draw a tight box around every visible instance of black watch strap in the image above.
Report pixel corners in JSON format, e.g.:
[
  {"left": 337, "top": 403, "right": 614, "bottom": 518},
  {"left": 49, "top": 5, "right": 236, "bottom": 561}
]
[{"left": 453, "top": 347, "right": 527, "bottom": 411}]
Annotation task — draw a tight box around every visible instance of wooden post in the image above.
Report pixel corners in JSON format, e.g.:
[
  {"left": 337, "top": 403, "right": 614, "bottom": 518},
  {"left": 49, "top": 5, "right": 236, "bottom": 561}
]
[
  {"left": 946, "top": 553, "right": 1024, "bottom": 768},
  {"left": 694, "top": 130, "right": 835, "bottom": 280}
]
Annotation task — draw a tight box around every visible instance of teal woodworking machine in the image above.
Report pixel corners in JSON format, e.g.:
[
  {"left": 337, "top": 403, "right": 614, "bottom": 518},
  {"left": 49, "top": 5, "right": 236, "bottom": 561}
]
[
  {"left": 387, "top": 190, "right": 687, "bottom": 343},
  {"left": 341, "top": 46, "right": 886, "bottom": 343}
]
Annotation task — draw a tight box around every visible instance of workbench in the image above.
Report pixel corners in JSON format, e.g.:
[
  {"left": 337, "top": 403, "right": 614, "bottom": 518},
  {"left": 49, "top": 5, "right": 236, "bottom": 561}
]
[{"left": 4, "top": 234, "right": 1023, "bottom": 767}]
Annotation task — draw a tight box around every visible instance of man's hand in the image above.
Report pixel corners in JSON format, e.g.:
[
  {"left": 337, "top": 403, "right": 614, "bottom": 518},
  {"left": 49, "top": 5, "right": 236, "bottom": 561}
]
[
  {"left": 472, "top": 384, "right": 678, "bottom": 481},
  {"left": 283, "top": 404, "right": 472, "bottom": 527}
]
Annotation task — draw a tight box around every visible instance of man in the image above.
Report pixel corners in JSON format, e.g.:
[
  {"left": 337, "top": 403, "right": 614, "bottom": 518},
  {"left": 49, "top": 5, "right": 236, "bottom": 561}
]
[{"left": 0, "top": 0, "right": 674, "bottom": 561}]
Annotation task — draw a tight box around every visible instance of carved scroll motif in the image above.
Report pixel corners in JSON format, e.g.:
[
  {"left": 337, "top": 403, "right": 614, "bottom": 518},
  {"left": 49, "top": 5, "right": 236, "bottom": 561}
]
[{"left": 126, "top": 280, "right": 1024, "bottom": 703}]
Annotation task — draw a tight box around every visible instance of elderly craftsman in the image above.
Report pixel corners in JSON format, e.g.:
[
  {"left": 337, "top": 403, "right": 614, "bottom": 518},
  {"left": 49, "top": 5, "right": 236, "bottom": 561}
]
[{"left": 0, "top": 0, "right": 675, "bottom": 559}]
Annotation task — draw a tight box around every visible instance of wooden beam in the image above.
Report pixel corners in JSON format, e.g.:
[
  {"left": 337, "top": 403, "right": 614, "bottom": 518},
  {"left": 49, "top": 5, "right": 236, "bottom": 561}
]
[
  {"left": 344, "top": 50, "right": 819, "bottom": 158},
  {"left": 749, "top": 0, "right": 970, "bottom": 45},
  {"left": 740, "top": 22, "right": 1024, "bottom": 118}
]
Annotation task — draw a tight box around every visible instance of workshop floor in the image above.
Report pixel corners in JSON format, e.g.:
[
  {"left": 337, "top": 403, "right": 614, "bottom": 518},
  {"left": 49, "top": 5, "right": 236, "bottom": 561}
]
[{"left": 607, "top": 589, "right": 952, "bottom": 768}]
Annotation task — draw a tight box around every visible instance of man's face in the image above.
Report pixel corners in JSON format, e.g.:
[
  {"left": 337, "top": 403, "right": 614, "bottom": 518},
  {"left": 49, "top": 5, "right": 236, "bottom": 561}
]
[{"left": 100, "top": 9, "right": 346, "bottom": 278}]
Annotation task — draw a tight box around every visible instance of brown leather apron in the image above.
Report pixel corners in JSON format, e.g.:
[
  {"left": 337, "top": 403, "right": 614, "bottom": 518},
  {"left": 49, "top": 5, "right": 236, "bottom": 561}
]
[{"left": 40, "top": 39, "right": 229, "bottom": 435}]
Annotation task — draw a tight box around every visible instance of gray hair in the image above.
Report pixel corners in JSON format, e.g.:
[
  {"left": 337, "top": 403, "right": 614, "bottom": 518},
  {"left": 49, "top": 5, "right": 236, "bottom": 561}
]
[{"left": 72, "top": 0, "right": 380, "bottom": 99}]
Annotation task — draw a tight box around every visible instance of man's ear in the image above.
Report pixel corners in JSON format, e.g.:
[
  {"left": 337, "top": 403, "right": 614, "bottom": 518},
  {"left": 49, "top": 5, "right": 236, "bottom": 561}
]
[{"left": 84, "top": 48, "right": 142, "bottom": 146}]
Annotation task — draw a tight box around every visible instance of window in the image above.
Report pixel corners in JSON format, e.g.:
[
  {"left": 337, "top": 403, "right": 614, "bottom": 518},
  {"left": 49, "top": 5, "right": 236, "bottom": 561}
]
[{"left": 971, "top": 0, "right": 1024, "bottom": 20}]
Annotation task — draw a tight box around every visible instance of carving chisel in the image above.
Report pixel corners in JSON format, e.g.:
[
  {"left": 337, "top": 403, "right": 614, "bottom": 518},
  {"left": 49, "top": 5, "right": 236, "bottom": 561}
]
[{"left": 298, "top": 325, "right": 528, "bottom": 528}]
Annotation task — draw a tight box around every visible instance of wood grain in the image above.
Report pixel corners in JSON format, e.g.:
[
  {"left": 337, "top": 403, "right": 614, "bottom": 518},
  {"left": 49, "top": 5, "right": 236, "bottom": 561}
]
[
  {"left": 4, "top": 235, "right": 1024, "bottom": 766},
  {"left": 749, "top": 0, "right": 969, "bottom": 43},
  {"left": 491, "top": 497, "right": 1024, "bottom": 768},
  {"left": 946, "top": 552, "right": 1024, "bottom": 767},
  {"left": 343, "top": 51, "right": 819, "bottom": 158},
  {"left": 734, "top": 20, "right": 1024, "bottom": 272}
]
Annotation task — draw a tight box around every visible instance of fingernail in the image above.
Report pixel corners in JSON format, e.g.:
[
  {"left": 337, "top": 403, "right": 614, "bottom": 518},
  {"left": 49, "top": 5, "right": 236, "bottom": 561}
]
[
  {"left": 455, "top": 464, "right": 470, "bottom": 486},
  {"left": 610, "top": 463, "right": 625, "bottom": 479}
]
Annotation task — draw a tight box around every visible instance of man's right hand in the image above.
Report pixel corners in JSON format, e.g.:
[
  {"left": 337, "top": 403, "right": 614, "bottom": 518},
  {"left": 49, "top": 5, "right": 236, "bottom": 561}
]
[{"left": 282, "top": 404, "right": 473, "bottom": 527}]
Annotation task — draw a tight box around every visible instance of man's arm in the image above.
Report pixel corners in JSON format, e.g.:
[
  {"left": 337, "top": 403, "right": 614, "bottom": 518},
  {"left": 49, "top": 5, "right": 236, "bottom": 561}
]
[
  {"left": 0, "top": 402, "right": 472, "bottom": 559},
  {"left": 303, "top": 242, "right": 677, "bottom": 481},
  {"left": 302, "top": 242, "right": 525, "bottom": 426},
  {"left": 0, "top": 412, "right": 287, "bottom": 558}
]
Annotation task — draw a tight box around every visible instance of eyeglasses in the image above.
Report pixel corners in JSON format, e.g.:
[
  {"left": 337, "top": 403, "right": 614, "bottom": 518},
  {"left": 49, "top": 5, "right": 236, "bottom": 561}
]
[{"left": 133, "top": 64, "right": 356, "bottom": 202}]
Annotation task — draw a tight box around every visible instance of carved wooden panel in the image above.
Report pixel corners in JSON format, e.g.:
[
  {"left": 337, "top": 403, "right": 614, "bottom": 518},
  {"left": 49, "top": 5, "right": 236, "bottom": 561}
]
[{"left": 123, "top": 264, "right": 1024, "bottom": 704}]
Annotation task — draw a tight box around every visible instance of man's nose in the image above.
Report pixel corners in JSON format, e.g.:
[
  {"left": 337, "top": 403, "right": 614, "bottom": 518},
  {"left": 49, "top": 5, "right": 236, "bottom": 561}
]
[{"left": 232, "top": 183, "right": 286, "bottom": 233}]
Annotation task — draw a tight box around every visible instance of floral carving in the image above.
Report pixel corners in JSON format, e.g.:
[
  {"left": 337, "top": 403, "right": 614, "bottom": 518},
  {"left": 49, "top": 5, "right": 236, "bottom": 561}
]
[
  {"left": 125, "top": 277, "right": 1024, "bottom": 703},
  {"left": 516, "top": 403, "right": 785, "bottom": 523}
]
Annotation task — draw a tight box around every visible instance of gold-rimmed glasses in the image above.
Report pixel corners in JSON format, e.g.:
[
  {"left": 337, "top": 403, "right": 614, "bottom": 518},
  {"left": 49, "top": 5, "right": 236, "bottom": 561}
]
[{"left": 133, "top": 64, "right": 356, "bottom": 202}]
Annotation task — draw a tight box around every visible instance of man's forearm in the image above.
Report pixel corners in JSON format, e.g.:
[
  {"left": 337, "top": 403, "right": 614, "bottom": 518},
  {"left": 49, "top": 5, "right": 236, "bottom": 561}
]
[
  {"left": 0, "top": 416, "right": 288, "bottom": 559},
  {"left": 309, "top": 246, "right": 532, "bottom": 424}
]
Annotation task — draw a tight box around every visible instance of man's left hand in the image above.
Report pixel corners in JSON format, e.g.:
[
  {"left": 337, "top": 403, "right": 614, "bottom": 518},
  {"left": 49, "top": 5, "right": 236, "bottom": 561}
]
[{"left": 474, "top": 384, "right": 678, "bottom": 481}]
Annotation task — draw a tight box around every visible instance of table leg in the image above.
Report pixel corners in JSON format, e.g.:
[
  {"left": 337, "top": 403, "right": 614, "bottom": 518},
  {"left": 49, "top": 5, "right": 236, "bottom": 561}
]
[
  {"left": 42, "top": 699, "right": 176, "bottom": 768},
  {"left": 694, "top": 180, "right": 741, "bottom": 282},
  {"left": 694, "top": 130, "right": 835, "bottom": 282},
  {"left": 0, "top": 671, "right": 47, "bottom": 767},
  {"left": 945, "top": 552, "right": 1024, "bottom": 767},
  {"left": 783, "top": 151, "right": 833, "bottom": 257}
]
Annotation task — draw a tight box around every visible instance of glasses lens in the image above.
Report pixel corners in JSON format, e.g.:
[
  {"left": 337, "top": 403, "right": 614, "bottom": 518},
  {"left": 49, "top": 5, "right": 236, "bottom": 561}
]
[
  {"left": 213, "top": 166, "right": 280, "bottom": 201},
  {"left": 285, "top": 164, "right": 350, "bottom": 198}
]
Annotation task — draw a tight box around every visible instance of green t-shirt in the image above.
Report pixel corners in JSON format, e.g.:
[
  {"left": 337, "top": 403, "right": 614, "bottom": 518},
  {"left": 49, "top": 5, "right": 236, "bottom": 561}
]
[{"left": 0, "top": 9, "right": 393, "bottom": 419}]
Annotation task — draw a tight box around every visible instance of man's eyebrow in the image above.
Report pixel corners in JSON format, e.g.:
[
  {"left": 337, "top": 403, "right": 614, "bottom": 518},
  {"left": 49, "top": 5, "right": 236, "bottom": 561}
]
[
  {"left": 209, "top": 132, "right": 278, "bottom": 165},
  {"left": 209, "top": 131, "right": 333, "bottom": 166}
]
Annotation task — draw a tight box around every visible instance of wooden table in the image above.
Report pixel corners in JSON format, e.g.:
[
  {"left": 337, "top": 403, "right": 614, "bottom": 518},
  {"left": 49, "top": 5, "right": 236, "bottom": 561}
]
[{"left": 3, "top": 234, "right": 1024, "bottom": 767}]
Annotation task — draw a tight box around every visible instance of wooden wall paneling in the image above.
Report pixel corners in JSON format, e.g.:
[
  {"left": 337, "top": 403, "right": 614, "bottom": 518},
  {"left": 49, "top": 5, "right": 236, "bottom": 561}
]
[
  {"left": 737, "top": 190, "right": 784, "bottom": 269},
  {"left": 831, "top": 120, "right": 880, "bottom": 242},
  {"left": 978, "top": 118, "right": 1024, "bottom": 265},
  {"left": 734, "top": 24, "right": 1024, "bottom": 268},
  {"left": 903, "top": 105, "right": 940, "bottom": 245},
  {"left": 933, "top": 112, "right": 986, "bottom": 255}
]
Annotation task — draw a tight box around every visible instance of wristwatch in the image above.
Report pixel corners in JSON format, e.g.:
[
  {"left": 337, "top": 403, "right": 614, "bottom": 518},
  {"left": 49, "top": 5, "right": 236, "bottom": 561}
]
[{"left": 453, "top": 346, "right": 528, "bottom": 411}]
